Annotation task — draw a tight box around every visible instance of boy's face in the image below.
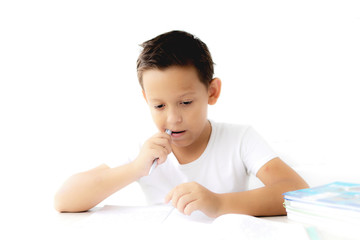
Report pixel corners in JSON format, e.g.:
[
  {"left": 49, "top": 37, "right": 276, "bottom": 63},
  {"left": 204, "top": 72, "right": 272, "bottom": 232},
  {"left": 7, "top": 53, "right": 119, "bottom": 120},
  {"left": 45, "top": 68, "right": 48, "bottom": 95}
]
[{"left": 142, "top": 65, "right": 220, "bottom": 149}]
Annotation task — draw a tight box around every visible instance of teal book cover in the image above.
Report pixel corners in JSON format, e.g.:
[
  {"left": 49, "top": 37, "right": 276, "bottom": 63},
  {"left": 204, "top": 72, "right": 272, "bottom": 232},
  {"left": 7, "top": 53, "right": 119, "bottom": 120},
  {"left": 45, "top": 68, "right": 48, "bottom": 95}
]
[{"left": 283, "top": 182, "right": 360, "bottom": 211}]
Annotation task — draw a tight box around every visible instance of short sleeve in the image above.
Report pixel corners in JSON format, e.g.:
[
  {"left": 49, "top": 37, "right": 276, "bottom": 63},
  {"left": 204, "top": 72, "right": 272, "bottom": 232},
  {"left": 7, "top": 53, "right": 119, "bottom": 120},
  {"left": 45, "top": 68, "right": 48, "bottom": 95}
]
[{"left": 240, "top": 127, "right": 278, "bottom": 176}]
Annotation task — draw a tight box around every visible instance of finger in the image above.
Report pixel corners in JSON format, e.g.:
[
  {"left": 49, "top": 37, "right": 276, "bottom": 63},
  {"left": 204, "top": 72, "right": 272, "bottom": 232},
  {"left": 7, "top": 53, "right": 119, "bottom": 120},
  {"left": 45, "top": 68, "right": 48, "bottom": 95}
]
[
  {"left": 153, "top": 132, "right": 172, "bottom": 142},
  {"left": 151, "top": 137, "right": 172, "bottom": 154},
  {"left": 159, "top": 132, "right": 172, "bottom": 149},
  {"left": 176, "top": 193, "right": 196, "bottom": 215},
  {"left": 171, "top": 187, "right": 191, "bottom": 209},
  {"left": 183, "top": 199, "right": 200, "bottom": 216},
  {"left": 148, "top": 140, "right": 170, "bottom": 156},
  {"left": 156, "top": 147, "right": 169, "bottom": 165}
]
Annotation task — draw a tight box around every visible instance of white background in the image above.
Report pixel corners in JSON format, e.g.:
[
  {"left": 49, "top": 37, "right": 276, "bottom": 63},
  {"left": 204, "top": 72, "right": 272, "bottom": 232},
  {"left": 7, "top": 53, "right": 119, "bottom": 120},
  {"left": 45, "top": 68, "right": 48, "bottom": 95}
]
[{"left": 1, "top": 0, "right": 360, "bottom": 213}]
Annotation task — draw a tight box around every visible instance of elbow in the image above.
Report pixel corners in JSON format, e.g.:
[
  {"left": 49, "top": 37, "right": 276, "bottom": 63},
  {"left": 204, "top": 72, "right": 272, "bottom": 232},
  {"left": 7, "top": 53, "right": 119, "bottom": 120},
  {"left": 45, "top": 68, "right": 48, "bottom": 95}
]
[
  {"left": 53, "top": 180, "right": 77, "bottom": 212},
  {"left": 54, "top": 191, "right": 76, "bottom": 213},
  {"left": 54, "top": 192, "right": 68, "bottom": 213},
  {"left": 53, "top": 190, "right": 91, "bottom": 213},
  {"left": 53, "top": 165, "right": 110, "bottom": 213},
  {"left": 53, "top": 173, "right": 94, "bottom": 213}
]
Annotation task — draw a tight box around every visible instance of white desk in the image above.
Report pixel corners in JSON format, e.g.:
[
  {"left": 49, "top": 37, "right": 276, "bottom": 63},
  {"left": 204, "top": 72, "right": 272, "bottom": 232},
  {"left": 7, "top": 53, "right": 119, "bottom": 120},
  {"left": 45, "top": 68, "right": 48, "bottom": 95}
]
[
  {"left": 1, "top": 202, "right": 353, "bottom": 240},
  {"left": 47, "top": 205, "right": 353, "bottom": 240}
]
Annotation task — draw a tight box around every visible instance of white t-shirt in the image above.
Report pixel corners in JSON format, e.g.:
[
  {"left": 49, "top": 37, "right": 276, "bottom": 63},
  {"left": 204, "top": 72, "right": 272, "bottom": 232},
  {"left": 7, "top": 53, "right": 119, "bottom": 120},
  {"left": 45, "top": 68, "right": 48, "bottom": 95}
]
[{"left": 110, "top": 120, "right": 278, "bottom": 205}]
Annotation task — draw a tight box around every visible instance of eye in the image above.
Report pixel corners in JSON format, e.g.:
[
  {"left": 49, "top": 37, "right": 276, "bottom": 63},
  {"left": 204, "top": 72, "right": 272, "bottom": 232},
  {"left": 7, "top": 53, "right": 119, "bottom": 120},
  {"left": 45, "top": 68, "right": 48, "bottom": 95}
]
[
  {"left": 181, "top": 101, "right": 193, "bottom": 105},
  {"left": 154, "top": 104, "right": 165, "bottom": 109}
]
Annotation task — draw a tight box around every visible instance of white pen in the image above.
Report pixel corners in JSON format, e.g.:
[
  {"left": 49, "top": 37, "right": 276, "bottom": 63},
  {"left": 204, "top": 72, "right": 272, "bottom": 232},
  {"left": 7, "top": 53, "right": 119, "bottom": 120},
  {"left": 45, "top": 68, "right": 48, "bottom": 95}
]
[{"left": 148, "top": 129, "right": 172, "bottom": 175}]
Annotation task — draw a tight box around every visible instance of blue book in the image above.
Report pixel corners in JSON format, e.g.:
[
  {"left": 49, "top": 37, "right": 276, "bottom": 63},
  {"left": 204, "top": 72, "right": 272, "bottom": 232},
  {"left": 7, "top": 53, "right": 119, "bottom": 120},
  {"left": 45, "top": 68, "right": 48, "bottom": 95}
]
[
  {"left": 283, "top": 182, "right": 360, "bottom": 237},
  {"left": 283, "top": 181, "right": 360, "bottom": 212}
]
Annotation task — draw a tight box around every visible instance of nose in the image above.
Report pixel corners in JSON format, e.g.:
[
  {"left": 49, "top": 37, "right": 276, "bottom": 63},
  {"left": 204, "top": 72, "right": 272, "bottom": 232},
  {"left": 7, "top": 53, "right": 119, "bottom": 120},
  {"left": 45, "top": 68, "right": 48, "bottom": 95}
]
[{"left": 167, "top": 106, "right": 183, "bottom": 125}]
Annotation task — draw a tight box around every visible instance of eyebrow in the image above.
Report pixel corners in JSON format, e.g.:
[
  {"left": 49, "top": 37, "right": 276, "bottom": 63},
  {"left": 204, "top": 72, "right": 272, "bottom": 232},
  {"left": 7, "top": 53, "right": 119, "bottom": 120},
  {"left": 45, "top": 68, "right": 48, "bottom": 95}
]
[
  {"left": 149, "top": 91, "right": 197, "bottom": 102},
  {"left": 178, "top": 92, "right": 196, "bottom": 98}
]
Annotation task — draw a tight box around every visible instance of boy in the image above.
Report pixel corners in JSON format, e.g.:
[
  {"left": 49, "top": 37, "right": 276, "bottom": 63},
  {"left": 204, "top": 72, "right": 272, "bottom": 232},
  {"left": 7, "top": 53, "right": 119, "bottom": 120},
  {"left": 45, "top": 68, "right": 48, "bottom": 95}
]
[{"left": 54, "top": 30, "right": 308, "bottom": 218}]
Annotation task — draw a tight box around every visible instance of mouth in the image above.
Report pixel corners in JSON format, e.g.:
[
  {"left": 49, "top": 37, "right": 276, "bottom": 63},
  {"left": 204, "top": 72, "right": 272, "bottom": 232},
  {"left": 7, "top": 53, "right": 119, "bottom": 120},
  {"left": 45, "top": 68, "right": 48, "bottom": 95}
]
[
  {"left": 171, "top": 130, "right": 185, "bottom": 134},
  {"left": 170, "top": 130, "right": 186, "bottom": 137}
]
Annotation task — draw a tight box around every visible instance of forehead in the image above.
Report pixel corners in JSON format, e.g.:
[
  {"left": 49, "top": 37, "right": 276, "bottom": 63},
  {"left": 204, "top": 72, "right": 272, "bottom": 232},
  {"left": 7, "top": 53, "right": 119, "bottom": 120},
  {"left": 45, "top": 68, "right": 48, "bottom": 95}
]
[{"left": 142, "top": 66, "right": 206, "bottom": 100}]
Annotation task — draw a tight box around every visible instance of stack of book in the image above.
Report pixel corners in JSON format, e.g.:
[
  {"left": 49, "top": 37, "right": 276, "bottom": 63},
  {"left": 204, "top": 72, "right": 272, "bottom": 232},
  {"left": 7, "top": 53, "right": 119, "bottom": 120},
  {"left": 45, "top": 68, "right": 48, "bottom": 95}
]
[{"left": 283, "top": 182, "right": 360, "bottom": 236}]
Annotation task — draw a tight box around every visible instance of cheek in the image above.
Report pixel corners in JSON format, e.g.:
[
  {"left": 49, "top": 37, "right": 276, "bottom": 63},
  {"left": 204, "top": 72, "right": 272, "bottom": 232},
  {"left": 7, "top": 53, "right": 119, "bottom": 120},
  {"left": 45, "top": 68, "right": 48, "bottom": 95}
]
[
  {"left": 149, "top": 109, "right": 160, "bottom": 122},
  {"left": 188, "top": 102, "right": 208, "bottom": 123},
  {"left": 149, "top": 109, "right": 165, "bottom": 128}
]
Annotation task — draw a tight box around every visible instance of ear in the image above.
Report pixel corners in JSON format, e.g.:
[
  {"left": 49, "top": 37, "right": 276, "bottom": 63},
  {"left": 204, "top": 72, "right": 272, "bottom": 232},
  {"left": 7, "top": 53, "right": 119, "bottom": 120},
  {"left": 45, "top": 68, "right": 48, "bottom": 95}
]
[
  {"left": 142, "top": 90, "right": 148, "bottom": 103},
  {"left": 208, "top": 78, "right": 221, "bottom": 105}
]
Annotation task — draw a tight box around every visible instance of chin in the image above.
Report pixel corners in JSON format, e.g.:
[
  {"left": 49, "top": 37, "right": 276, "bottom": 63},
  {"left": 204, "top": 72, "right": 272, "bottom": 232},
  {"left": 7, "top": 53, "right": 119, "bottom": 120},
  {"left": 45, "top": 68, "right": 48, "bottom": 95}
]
[{"left": 171, "top": 139, "right": 194, "bottom": 148}]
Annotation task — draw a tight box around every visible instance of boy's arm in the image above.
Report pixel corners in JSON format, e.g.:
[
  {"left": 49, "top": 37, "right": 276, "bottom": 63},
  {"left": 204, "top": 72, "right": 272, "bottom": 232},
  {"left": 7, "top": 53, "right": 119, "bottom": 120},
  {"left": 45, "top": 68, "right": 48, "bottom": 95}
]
[
  {"left": 54, "top": 131, "right": 172, "bottom": 213},
  {"left": 217, "top": 157, "right": 309, "bottom": 216},
  {"left": 166, "top": 157, "right": 309, "bottom": 217},
  {"left": 54, "top": 162, "right": 142, "bottom": 213}
]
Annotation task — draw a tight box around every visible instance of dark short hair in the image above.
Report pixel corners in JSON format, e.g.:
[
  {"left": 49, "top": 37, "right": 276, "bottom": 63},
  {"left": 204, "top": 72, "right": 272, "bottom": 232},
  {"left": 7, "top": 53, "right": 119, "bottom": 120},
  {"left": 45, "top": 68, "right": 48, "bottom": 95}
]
[{"left": 137, "top": 30, "right": 214, "bottom": 88}]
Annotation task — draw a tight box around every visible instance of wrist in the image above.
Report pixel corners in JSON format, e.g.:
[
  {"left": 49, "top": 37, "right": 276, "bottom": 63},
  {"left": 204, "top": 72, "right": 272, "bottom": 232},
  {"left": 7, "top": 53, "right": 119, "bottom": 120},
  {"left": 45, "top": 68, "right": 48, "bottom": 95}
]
[
  {"left": 129, "top": 160, "right": 146, "bottom": 179},
  {"left": 215, "top": 192, "right": 238, "bottom": 217},
  {"left": 215, "top": 193, "right": 226, "bottom": 218}
]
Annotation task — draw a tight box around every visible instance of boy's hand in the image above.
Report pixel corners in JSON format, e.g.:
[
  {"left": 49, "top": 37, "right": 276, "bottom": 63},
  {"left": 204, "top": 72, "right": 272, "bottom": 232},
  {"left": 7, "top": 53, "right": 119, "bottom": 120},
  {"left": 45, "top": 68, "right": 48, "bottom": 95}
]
[
  {"left": 134, "top": 132, "right": 172, "bottom": 177},
  {"left": 165, "top": 182, "right": 221, "bottom": 218}
]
